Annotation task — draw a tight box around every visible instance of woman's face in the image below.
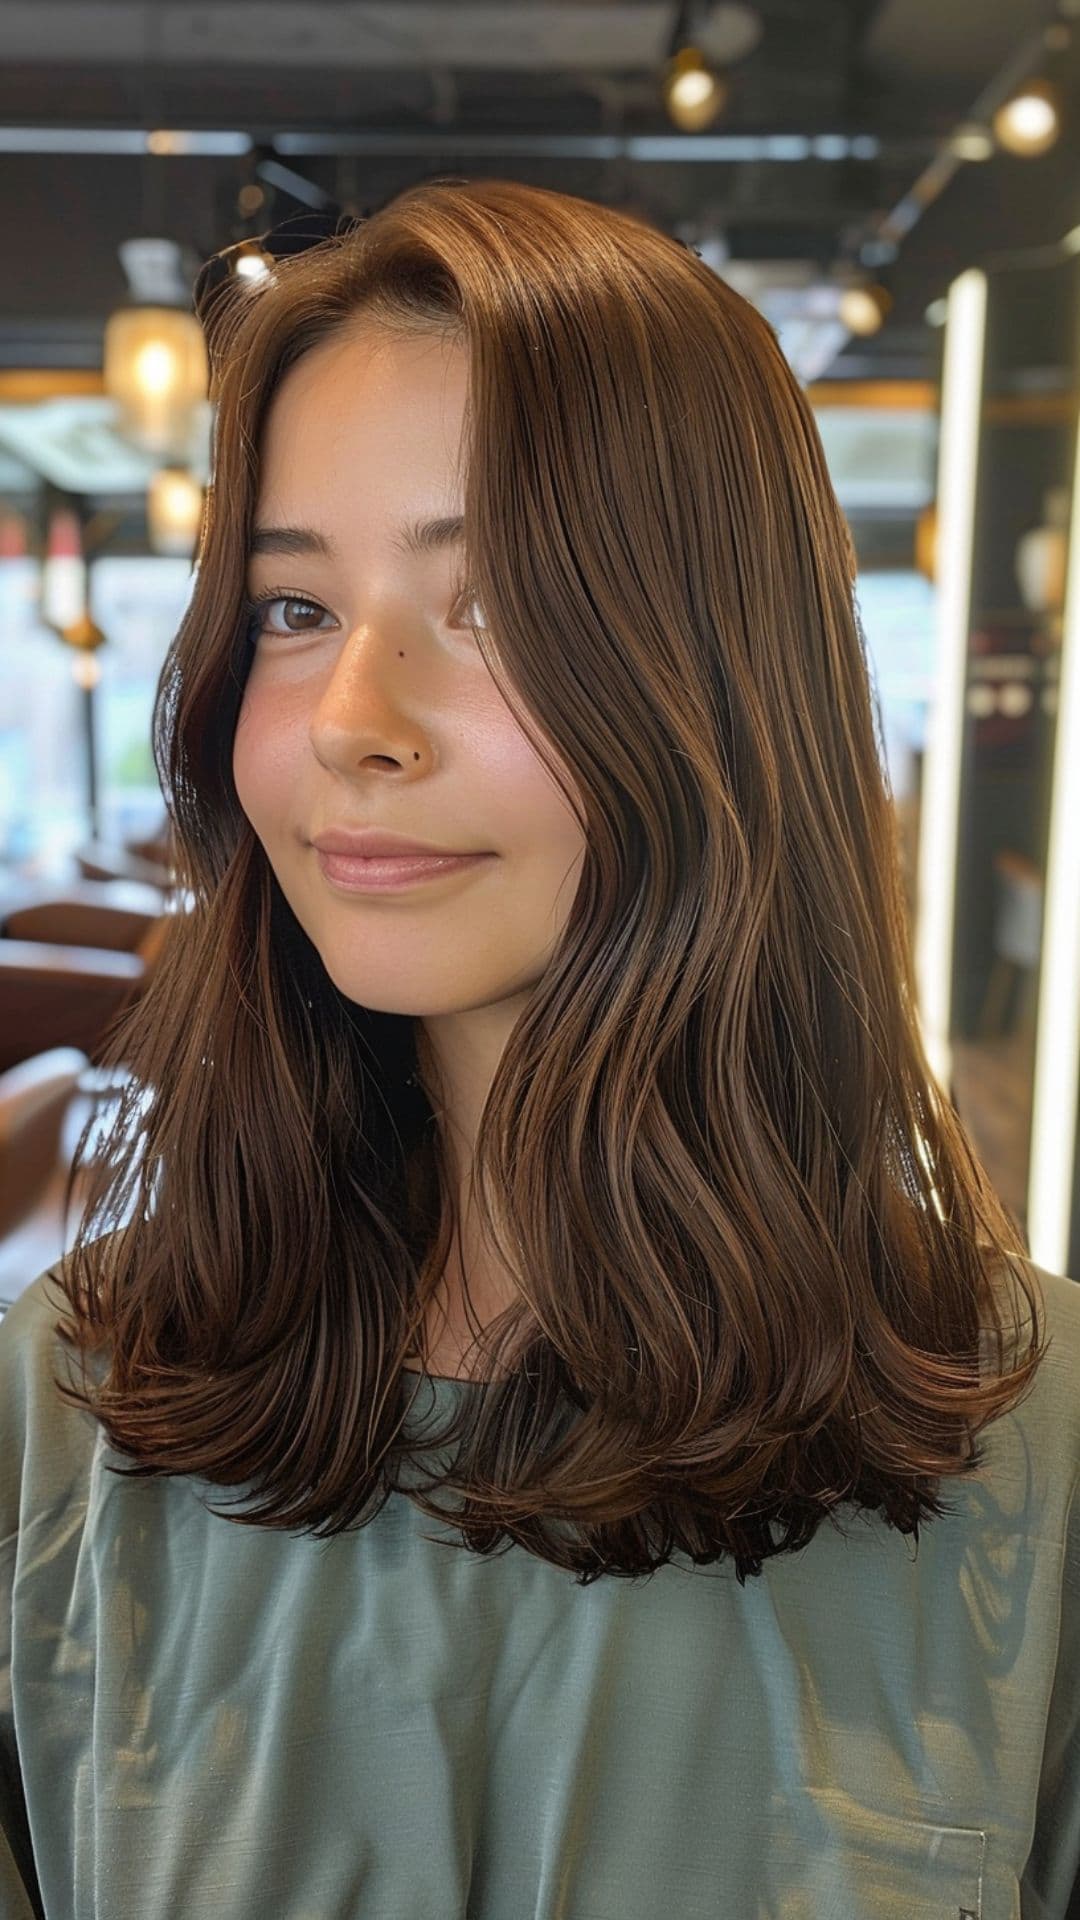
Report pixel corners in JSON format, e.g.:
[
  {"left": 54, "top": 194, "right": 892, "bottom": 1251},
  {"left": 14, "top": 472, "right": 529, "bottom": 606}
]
[{"left": 233, "top": 319, "right": 586, "bottom": 1051}]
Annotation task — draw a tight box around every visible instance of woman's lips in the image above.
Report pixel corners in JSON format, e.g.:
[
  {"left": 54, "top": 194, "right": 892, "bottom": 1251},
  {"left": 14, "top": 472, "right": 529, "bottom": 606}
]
[{"left": 315, "top": 849, "right": 495, "bottom": 892}]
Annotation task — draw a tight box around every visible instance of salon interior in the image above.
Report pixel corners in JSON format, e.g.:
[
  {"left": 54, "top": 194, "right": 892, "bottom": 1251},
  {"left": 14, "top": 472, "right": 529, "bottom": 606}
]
[{"left": 1, "top": 0, "right": 1079, "bottom": 1311}]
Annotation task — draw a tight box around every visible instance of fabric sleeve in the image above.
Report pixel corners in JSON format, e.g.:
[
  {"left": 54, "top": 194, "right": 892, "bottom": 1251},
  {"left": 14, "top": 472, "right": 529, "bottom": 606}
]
[
  {"left": 1023, "top": 1454, "right": 1080, "bottom": 1917},
  {"left": 0, "top": 1293, "right": 47, "bottom": 1919},
  {"left": 0, "top": 1639, "right": 43, "bottom": 1920}
]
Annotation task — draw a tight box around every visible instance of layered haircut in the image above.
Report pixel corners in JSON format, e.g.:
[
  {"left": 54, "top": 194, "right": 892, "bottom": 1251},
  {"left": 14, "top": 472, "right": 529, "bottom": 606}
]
[{"left": 50, "top": 176, "right": 1048, "bottom": 1586}]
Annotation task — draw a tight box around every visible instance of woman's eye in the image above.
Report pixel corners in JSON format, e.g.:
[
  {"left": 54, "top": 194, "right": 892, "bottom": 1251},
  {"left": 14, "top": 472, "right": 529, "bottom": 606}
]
[
  {"left": 246, "top": 590, "right": 486, "bottom": 639},
  {"left": 249, "top": 596, "right": 332, "bottom": 636}
]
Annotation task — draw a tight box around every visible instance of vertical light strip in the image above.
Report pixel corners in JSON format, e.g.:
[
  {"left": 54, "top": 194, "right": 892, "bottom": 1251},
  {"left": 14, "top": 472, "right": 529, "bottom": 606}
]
[
  {"left": 914, "top": 269, "right": 987, "bottom": 1088},
  {"left": 1026, "top": 380, "right": 1080, "bottom": 1273}
]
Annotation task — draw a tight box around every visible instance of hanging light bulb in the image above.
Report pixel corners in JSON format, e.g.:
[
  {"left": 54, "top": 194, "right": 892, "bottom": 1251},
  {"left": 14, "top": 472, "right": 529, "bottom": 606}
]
[
  {"left": 104, "top": 238, "right": 209, "bottom": 457},
  {"left": 992, "top": 79, "right": 1062, "bottom": 156},
  {"left": 147, "top": 466, "right": 204, "bottom": 556},
  {"left": 663, "top": 45, "right": 729, "bottom": 131},
  {"left": 839, "top": 283, "right": 893, "bottom": 336}
]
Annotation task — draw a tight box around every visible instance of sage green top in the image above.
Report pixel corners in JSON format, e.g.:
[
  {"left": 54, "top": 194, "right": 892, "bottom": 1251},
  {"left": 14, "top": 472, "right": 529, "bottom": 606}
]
[{"left": 2, "top": 1242, "right": 1080, "bottom": 1919}]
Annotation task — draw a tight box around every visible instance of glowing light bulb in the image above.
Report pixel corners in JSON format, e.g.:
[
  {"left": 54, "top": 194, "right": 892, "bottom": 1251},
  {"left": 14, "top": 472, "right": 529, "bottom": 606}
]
[{"left": 992, "top": 82, "right": 1061, "bottom": 156}]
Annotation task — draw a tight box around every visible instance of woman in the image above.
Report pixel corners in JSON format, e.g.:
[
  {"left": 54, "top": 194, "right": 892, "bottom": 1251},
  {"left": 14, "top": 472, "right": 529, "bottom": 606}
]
[{"left": 2, "top": 176, "right": 1077, "bottom": 1919}]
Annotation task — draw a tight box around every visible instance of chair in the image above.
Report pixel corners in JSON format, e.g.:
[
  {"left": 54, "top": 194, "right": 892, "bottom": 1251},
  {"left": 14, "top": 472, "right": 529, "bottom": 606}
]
[
  {"left": 0, "top": 941, "right": 147, "bottom": 1076},
  {"left": 1, "top": 877, "right": 167, "bottom": 953},
  {"left": 977, "top": 849, "right": 1044, "bottom": 1038},
  {"left": 0, "top": 869, "right": 189, "bottom": 1075},
  {"left": 124, "top": 817, "right": 176, "bottom": 870},
  {"left": 0, "top": 1046, "right": 89, "bottom": 1243},
  {"left": 74, "top": 837, "right": 174, "bottom": 890},
  {"left": 0, "top": 1046, "right": 92, "bottom": 1312}
]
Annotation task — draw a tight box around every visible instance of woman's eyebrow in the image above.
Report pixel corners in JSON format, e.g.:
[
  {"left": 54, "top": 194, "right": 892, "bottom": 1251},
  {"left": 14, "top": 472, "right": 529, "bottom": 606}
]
[{"left": 248, "top": 516, "right": 466, "bottom": 561}]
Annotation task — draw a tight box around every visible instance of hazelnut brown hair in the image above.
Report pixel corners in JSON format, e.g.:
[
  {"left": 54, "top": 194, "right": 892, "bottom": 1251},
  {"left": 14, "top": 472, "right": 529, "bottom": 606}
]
[{"left": 50, "top": 176, "right": 1047, "bottom": 1586}]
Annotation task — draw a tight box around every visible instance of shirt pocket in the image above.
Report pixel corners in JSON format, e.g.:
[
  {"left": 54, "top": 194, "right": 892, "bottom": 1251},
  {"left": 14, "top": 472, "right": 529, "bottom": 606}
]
[{"left": 765, "top": 1790, "right": 991, "bottom": 1920}]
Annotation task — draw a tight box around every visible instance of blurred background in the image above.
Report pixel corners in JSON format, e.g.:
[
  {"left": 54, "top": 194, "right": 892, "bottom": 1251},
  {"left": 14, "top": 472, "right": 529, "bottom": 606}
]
[{"left": 1, "top": 0, "right": 1079, "bottom": 1303}]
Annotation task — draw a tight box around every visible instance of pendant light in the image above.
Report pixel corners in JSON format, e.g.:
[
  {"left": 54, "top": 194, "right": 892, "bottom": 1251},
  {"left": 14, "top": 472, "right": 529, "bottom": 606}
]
[
  {"left": 147, "top": 466, "right": 205, "bottom": 557},
  {"left": 104, "top": 237, "right": 209, "bottom": 458}
]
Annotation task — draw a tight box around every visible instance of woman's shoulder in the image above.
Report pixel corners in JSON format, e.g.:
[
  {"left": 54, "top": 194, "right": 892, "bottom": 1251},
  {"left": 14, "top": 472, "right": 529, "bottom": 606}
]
[
  {"left": 0, "top": 1232, "right": 124, "bottom": 1541},
  {"left": 1027, "top": 1252, "right": 1080, "bottom": 1348},
  {"left": 972, "top": 1253, "right": 1080, "bottom": 1557},
  {"left": 982, "top": 1248, "right": 1080, "bottom": 1382},
  {"left": 0, "top": 1227, "right": 118, "bottom": 1369}
]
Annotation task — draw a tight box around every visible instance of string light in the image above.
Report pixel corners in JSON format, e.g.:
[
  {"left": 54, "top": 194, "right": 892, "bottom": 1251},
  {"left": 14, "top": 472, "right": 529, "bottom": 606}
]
[{"left": 992, "top": 80, "right": 1062, "bottom": 156}]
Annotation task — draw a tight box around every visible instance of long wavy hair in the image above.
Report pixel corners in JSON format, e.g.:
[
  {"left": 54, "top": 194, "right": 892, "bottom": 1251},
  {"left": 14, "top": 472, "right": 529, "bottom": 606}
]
[{"left": 50, "top": 175, "right": 1048, "bottom": 1586}]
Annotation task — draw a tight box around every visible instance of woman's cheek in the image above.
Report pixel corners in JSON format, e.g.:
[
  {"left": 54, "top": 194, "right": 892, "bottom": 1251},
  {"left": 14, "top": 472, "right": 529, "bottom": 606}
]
[{"left": 232, "top": 684, "right": 299, "bottom": 837}]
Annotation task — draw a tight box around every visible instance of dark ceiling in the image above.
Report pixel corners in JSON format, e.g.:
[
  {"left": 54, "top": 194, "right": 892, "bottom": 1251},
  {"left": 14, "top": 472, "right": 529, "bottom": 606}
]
[{"left": 1, "top": 0, "right": 1078, "bottom": 383}]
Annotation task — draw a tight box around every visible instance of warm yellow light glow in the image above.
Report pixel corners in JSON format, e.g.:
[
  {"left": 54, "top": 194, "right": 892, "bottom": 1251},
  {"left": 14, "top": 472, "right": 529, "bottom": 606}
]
[
  {"left": 992, "top": 82, "right": 1061, "bottom": 156},
  {"left": 839, "top": 286, "right": 891, "bottom": 336},
  {"left": 673, "top": 70, "right": 714, "bottom": 109},
  {"left": 132, "top": 340, "right": 182, "bottom": 397},
  {"left": 662, "top": 48, "right": 729, "bottom": 131},
  {"left": 104, "top": 305, "right": 209, "bottom": 455},
  {"left": 147, "top": 466, "right": 204, "bottom": 556},
  {"left": 914, "top": 269, "right": 987, "bottom": 1088}
]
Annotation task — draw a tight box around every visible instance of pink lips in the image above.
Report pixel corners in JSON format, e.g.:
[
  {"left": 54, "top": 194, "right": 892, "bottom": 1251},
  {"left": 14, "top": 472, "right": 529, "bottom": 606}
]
[{"left": 315, "top": 849, "right": 494, "bottom": 893}]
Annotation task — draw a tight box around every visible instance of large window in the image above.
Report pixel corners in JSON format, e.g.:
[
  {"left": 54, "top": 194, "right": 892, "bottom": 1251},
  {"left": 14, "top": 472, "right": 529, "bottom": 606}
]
[
  {"left": 1, "top": 554, "right": 193, "bottom": 872},
  {"left": 854, "top": 567, "right": 937, "bottom": 807}
]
